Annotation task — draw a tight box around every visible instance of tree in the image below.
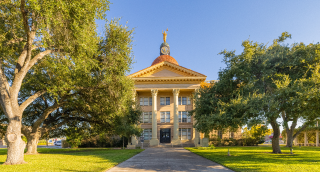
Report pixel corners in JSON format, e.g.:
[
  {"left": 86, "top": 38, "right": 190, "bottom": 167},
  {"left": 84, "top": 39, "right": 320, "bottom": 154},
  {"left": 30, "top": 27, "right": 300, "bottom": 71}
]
[
  {"left": 0, "top": 0, "right": 109, "bottom": 164},
  {"left": 243, "top": 124, "right": 272, "bottom": 145},
  {"left": 0, "top": 19, "right": 137, "bottom": 155},
  {"left": 193, "top": 32, "right": 320, "bottom": 153}
]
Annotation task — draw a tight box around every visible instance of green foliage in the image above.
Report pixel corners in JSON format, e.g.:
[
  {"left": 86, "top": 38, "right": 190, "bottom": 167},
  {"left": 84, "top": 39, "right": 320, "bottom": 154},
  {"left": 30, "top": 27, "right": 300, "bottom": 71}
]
[
  {"left": 243, "top": 125, "right": 272, "bottom": 145},
  {"left": 65, "top": 127, "right": 84, "bottom": 148},
  {"left": 192, "top": 32, "right": 320, "bottom": 152},
  {"left": 21, "top": 135, "right": 27, "bottom": 143},
  {"left": 79, "top": 135, "right": 128, "bottom": 148}
]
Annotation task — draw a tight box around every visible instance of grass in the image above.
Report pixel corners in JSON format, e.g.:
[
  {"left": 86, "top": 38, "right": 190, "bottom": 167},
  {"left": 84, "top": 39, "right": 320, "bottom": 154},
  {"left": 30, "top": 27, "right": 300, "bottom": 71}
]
[
  {"left": 185, "top": 146, "right": 320, "bottom": 172},
  {"left": 0, "top": 148, "right": 143, "bottom": 172}
]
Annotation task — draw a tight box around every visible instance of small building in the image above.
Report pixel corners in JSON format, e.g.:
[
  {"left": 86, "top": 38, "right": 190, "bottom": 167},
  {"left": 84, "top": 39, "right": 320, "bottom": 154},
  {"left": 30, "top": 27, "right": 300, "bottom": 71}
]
[{"left": 128, "top": 32, "right": 241, "bottom": 147}]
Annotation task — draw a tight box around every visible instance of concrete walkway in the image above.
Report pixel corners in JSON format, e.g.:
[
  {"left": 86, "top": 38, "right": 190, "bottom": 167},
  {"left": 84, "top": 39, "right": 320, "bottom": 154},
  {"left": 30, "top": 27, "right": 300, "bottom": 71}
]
[{"left": 107, "top": 148, "right": 233, "bottom": 172}]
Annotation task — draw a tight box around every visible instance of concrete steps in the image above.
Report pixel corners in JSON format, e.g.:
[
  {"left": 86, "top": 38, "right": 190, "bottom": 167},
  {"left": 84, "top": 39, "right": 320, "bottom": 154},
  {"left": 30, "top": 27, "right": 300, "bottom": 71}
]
[{"left": 149, "top": 143, "right": 195, "bottom": 148}]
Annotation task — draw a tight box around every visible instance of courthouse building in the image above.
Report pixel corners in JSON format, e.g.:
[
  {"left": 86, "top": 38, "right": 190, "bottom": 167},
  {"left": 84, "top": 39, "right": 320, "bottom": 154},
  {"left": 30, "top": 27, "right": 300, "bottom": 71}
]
[{"left": 128, "top": 32, "right": 241, "bottom": 147}]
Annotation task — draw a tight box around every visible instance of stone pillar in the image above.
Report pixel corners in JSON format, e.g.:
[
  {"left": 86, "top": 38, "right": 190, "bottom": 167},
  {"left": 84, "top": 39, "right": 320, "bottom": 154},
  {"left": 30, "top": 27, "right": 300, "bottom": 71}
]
[
  {"left": 316, "top": 130, "right": 319, "bottom": 147},
  {"left": 150, "top": 89, "right": 159, "bottom": 146},
  {"left": 304, "top": 132, "right": 307, "bottom": 146},
  {"left": 172, "top": 89, "right": 180, "bottom": 145}
]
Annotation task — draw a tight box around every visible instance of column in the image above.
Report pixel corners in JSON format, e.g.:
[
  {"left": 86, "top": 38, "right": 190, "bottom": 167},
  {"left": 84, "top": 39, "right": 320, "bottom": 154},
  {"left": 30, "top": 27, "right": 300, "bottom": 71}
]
[
  {"left": 316, "top": 130, "right": 319, "bottom": 147},
  {"left": 172, "top": 89, "right": 180, "bottom": 144},
  {"left": 294, "top": 137, "right": 298, "bottom": 146},
  {"left": 149, "top": 89, "right": 159, "bottom": 146},
  {"left": 193, "top": 89, "right": 200, "bottom": 147},
  {"left": 304, "top": 132, "right": 307, "bottom": 146}
]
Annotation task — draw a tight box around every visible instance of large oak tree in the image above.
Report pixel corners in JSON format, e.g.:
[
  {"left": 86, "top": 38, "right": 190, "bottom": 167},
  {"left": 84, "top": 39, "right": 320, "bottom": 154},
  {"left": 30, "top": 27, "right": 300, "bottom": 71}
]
[
  {"left": 0, "top": 0, "right": 109, "bottom": 164},
  {"left": 193, "top": 32, "right": 320, "bottom": 153}
]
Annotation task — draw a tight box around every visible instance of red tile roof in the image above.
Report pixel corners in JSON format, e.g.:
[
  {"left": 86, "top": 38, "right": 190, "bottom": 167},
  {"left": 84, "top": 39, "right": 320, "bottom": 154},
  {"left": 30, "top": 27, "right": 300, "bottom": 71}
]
[{"left": 151, "top": 55, "right": 179, "bottom": 66}]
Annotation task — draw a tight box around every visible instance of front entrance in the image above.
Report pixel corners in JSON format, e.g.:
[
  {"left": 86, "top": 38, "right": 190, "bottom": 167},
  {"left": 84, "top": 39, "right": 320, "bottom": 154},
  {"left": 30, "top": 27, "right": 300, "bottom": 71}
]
[{"left": 160, "top": 128, "right": 171, "bottom": 143}]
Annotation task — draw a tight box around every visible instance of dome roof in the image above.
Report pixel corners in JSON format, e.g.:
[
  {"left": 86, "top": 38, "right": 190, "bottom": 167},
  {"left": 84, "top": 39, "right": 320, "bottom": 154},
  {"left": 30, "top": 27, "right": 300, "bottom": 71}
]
[{"left": 151, "top": 55, "right": 179, "bottom": 66}]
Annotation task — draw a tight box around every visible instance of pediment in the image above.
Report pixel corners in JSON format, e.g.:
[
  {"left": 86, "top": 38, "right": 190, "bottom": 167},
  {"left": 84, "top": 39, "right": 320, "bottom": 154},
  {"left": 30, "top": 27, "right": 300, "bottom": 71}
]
[
  {"left": 128, "top": 61, "right": 206, "bottom": 78},
  {"left": 148, "top": 69, "right": 184, "bottom": 77}
]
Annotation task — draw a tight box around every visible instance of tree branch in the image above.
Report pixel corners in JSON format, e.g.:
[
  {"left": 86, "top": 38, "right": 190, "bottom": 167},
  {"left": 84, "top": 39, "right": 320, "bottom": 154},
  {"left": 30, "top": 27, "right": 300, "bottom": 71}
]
[
  {"left": 27, "top": 49, "right": 56, "bottom": 71},
  {"left": 32, "top": 102, "right": 64, "bottom": 132},
  {"left": 19, "top": 90, "right": 46, "bottom": 112},
  {"left": 293, "top": 122, "right": 310, "bottom": 139},
  {"left": 6, "top": 38, "right": 25, "bottom": 45},
  {"left": 0, "top": 62, "right": 10, "bottom": 94},
  {"left": 41, "top": 120, "right": 68, "bottom": 134},
  {"left": 21, "top": 124, "right": 31, "bottom": 137}
]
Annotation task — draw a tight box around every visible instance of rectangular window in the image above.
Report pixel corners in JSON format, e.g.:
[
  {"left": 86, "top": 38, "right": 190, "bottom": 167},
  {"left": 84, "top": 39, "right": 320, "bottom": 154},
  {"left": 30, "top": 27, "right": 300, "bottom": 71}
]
[
  {"left": 160, "top": 97, "right": 170, "bottom": 105},
  {"left": 139, "top": 97, "right": 152, "bottom": 106},
  {"left": 144, "top": 98, "right": 148, "bottom": 106},
  {"left": 143, "top": 129, "right": 152, "bottom": 140},
  {"left": 178, "top": 97, "right": 191, "bottom": 105},
  {"left": 179, "top": 111, "right": 191, "bottom": 123},
  {"left": 166, "top": 97, "right": 170, "bottom": 105},
  {"left": 141, "top": 112, "right": 152, "bottom": 123},
  {"left": 179, "top": 128, "right": 192, "bottom": 140},
  {"left": 229, "top": 132, "right": 234, "bottom": 139},
  {"left": 140, "top": 98, "right": 143, "bottom": 106},
  {"left": 187, "top": 97, "right": 191, "bottom": 105},
  {"left": 160, "top": 111, "right": 170, "bottom": 123},
  {"left": 160, "top": 97, "right": 165, "bottom": 105},
  {"left": 182, "top": 97, "right": 187, "bottom": 105},
  {"left": 218, "top": 130, "right": 222, "bottom": 139}
]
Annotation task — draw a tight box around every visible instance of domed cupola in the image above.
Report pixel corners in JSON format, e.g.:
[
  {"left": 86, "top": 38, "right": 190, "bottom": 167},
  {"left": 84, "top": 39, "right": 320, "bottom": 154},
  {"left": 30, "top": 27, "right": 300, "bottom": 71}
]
[{"left": 151, "top": 29, "right": 179, "bottom": 66}]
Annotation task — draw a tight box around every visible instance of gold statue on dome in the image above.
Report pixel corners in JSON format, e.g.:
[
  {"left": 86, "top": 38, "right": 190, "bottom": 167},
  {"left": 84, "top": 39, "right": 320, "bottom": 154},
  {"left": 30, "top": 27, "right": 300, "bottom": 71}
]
[{"left": 162, "top": 28, "right": 168, "bottom": 43}]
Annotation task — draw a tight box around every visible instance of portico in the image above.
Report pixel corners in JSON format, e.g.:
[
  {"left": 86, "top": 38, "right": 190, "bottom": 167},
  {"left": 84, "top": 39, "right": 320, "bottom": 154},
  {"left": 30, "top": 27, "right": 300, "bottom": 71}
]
[{"left": 128, "top": 30, "right": 206, "bottom": 147}]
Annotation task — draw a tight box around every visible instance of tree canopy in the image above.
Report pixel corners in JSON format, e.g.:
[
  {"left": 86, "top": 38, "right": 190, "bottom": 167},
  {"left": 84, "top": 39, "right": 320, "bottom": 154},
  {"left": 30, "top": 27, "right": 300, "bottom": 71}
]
[
  {"left": 0, "top": 0, "right": 143, "bottom": 165},
  {"left": 193, "top": 32, "right": 320, "bottom": 153}
]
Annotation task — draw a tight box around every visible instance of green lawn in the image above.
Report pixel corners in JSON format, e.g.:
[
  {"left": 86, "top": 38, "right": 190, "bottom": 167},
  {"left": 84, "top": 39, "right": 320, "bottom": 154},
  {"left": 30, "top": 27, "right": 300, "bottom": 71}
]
[
  {"left": 0, "top": 148, "right": 143, "bottom": 172},
  {"left": 186, "top": 146, "right": 320, "bottom": 172}
]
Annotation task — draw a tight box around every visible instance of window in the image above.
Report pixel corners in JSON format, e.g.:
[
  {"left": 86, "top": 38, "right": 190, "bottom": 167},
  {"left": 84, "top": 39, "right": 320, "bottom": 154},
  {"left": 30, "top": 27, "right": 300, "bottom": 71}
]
[
  {"left": 178, "top": 97, "right": 191, "bottom": 105},
  {"left": 229, "top": 132, "right": 234, "bottom": 139},
  {"left": 160, "top": 97, "right": 170, "bottom": 105},
  {"left": 143, "top": 129, "right": 152, "bottom": 140},
  {"left": 160, "top": 112, "right": 170, "bottom": 123},
  {"left": 218, "top": 130, "right": 222, "bottom": 139},
  {"left": 139, "top": 97, "right": 152, "bottom": 106},
  {"left": 141, "top": 112, "right": 152, "bottom": 123},
  {"left": 166, "top": 97, "right": 170, "bottom": 105},
  {"left": 179, "top": 128, "right": 191, "bottom": 140},
  {"left": 178, "top": 111, "right": 191, "bottom": 123}
]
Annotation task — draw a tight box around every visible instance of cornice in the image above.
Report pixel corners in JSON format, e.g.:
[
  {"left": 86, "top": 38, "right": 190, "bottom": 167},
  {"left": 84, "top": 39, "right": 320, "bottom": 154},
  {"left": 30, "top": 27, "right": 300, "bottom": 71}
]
[
  {"left": 128, "top": 61, "right": 206, "bottom": 78},
  {"left": 133, "top": 77, "right": 206, "bottom": 85}
]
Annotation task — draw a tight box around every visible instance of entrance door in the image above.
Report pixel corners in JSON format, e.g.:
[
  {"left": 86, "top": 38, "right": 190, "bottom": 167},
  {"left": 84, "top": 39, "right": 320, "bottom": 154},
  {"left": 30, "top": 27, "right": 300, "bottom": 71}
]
[{"left": 160, "top": 129, "right": 171, "bottom": 143}]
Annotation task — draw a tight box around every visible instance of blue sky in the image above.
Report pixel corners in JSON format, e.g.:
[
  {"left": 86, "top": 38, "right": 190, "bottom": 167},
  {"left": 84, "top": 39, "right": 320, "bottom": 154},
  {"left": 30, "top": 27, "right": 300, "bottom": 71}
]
[
  {"left": 97, "top": 0, "right": 320, "bottom": 81},
  {"left": 96, "top": 1, "right": 320, "bottom": 131}
]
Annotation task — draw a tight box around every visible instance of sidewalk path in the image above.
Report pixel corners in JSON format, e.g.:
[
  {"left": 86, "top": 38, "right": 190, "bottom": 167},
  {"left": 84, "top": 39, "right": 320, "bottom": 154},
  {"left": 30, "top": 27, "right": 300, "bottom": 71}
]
[{"left": 107, "top": 148, "right": 233, "bottom": 172}]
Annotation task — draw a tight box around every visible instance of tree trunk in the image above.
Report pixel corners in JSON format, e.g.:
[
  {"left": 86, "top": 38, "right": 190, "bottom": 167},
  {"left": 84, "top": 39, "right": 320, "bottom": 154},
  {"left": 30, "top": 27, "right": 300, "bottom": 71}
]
[
  {"left": 286, "top": 130, "right": 294, "bottom": 147},
  {"left": 270, "top": 119, "right": 282, "bottom": 153},
  {"left": 25, "top": 133, "right": 40, "bottom": 154},
  {"left": 3, "top": 119, "right": 26, "bottom": 165}
]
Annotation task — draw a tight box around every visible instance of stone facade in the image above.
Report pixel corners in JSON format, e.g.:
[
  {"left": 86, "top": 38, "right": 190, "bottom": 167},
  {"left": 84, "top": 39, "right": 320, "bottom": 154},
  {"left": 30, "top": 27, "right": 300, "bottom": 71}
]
[{"left": 127, "top": 41, "right": 241, "bottom": 148}]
